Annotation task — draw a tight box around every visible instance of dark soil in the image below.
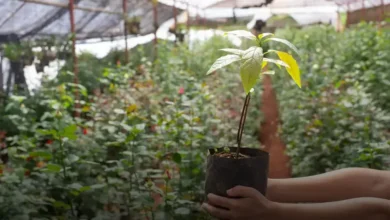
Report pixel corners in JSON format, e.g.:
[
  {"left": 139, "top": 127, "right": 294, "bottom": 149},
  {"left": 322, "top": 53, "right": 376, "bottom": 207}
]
[{"left": 214, "top": 152, "right": 250, "bottom": 159}]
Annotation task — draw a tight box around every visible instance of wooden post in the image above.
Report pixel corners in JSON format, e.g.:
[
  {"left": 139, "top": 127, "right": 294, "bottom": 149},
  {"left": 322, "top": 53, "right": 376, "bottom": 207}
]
[
  {"left": 362, "top": 0, "right": 366, "bottom": 21},
  {"left": 123, "top": 0, "right": 129, "bottom": 64},
  {"left": 381, "top": 0, "right": 385, "bottom": 21},
  {"left": 346, "top": 2, "right": 350, "bottom": 27},
  {"left": 69, "top": 0, "right": 79, "bottom": 117}
]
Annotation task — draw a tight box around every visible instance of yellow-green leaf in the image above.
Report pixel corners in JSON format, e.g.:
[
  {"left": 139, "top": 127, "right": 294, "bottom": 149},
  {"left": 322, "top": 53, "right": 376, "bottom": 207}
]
[
  {"left": 276, "top": 51, "right": 301, "bottom": 88},
  {"left": 258, "top": 33, "right": 274, "bottom": 41},
  {"left": 262, "top": 61, "right": 267, "bottom": 69},
  {"left": 240, "top": 47, "right": 263, "bottom": 94},
  {"left": 207, "top": 54, "right": 241, "bottom": 75}
]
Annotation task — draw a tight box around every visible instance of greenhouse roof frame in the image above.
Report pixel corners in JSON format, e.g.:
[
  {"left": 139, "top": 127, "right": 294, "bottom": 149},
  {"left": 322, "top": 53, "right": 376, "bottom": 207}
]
[{"left": 0, "top": 0, "right": 184, "bottom": 41}]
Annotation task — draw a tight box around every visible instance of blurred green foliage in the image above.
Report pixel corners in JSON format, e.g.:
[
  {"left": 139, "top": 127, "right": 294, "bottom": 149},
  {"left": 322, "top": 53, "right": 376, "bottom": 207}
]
[{"left": 271, "top": 23, "right": 390, "bottom": 176}]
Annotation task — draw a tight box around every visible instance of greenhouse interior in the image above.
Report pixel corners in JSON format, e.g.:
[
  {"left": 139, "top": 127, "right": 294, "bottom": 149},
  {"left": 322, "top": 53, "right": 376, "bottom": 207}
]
[{"left": 0, "top": 0, "right": 390, "bottom": 219}]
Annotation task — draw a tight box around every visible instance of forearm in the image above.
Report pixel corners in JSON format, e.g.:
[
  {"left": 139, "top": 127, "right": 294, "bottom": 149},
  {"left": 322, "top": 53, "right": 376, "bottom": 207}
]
[
  {"left": 267, "top": 168, "right": 390, "bottom": 203},
  {"left": 273, "top": 197, "right": 390, "bottom": 220}
]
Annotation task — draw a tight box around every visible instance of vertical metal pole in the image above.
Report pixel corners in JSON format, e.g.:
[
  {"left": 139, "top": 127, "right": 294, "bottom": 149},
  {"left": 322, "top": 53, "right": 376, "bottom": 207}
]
[
  {"left": 186, "top": 2, "right": 190, "bottom": 32},
  {"left": 173, "top": 0, "right": 177, "bottom": 30},
  {"left": 69, "top": 0, "right": 79, "bottom": 118},
  {"left": 173, "top": 0, "right": 177, "bottom": 43},
  {"left": 153, "top": 0, "right": 158, "bottom": 54},
  {"left": 123, "top": 0, "right": 129, "bottom": 64},
  {"left": 0, "top": 55, "right": 3, "bottom": 94}
]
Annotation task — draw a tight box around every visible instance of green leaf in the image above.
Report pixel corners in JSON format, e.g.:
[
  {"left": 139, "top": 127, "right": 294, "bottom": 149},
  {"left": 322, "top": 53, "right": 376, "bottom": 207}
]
[
  {"left": 275, "top": 51, "right": 302, "bottom": 88},
  {"left": 37, "top": 129, "right": 57, "bottom": 136},
  {"left": 226, "top": 30, "right": 257, "bottom": 41},
  {"left": 67, "top": 154, "right": 79, "bottom": 163},
  {"left": 206, "top": 54, "right": 240, "bottom": 75},
  {"left": 264, "top": 37, "right": 300, "bottom": 56},
  {"left": 258, "top": 33, "right": 274, "bottom": 41},
  {"left": 61, "top": 124, "right": 77, "bottom": 140},
  {"left": 114, "top": 109, "right": 126, "bottom": 114},
  {"left": 220, "top": 48, "right": 244, "bottom": 56},
  {"left": 263, "top": 58, "right": 289, "bottom": 68},
  {"left": 30, "top": 151, "right": 53, "bottom": 160},
  {"left": 53, "top": 201, "right": 70, "bottom": 209},
  {"left": 239, "top": 46, "right": 263, "bottom": 94},
  {"left": 90, "top": 184, "right": 106, "bottom": 189},
  {"left": 172, "top": 152, "right": 182, "bottom": 164},
  {"left": 46, "top": 164, "right": 62, "bottom": 173},
  {"left": 174, "top": 207, "right": 191, "bottom": 215},
  {"left": 79, "top": 186, "right": 91, "bottom": 193}
]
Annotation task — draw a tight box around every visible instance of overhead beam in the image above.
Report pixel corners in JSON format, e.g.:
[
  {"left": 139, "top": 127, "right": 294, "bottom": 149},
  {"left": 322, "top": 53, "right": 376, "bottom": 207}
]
[{"left": 23, "top": 0, "right": 122, "bottom": 15}]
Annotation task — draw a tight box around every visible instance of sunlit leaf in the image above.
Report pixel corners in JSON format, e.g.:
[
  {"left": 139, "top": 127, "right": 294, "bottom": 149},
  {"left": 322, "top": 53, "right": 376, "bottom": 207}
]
[
  {"left": 239, "top": 46, "right": 263, "bottom": 94},
  {"left": 30, "top": 151, "right": 52, "bottom": 160},
  {"left": 206, "top": 55, "right": 240, "bottom": 75},
  {"left": 114, "top": 109, "right": 126, "bottom": 114},
  {"left": 220, "top": 48, "right": 244, "bottom": 56},
  {"left": 258, "top": 33, "right": 274, "bottom": 41},
  {"left": 126, "top": 104, "right": 137, "bottom": 113},
  {"left": 46, "top": 164, "right": 61, "bottom": 173},
  {"left": 61, "top": 124, "right": 77, "bottom": 140},
  {"left": 264, "top": 37, "right": 300, "bottom": 56},
  {"left": 225, "top": 30, "right": 257, "bottom": 41},
  {"left": 276, "top": 51, "right": 302, "bottom": 88}
]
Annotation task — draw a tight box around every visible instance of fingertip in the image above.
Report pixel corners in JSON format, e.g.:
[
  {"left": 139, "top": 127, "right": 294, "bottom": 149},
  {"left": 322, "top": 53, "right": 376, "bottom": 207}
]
[
  {"left": 201, "top": 203, "right": 210, "bottom": 211},
  {"left": 207, "top": 193, "right": 215, "bottom": 199}
]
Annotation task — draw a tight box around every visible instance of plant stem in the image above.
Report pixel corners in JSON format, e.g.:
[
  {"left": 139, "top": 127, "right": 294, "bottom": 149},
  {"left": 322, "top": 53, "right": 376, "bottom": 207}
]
[{"left": 236, "top": 93, "right": 251, "bottom": 158}]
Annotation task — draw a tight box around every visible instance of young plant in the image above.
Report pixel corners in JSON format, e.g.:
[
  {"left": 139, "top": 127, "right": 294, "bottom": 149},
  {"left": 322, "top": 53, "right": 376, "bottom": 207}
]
[{"left": 207, "top": 30, "right": 301, "bottom": 158}]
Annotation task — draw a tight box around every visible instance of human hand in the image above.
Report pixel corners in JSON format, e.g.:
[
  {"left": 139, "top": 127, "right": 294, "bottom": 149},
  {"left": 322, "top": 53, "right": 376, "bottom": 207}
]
[{"left": 201, "top": 186, "right": 278, "bottom": 220}]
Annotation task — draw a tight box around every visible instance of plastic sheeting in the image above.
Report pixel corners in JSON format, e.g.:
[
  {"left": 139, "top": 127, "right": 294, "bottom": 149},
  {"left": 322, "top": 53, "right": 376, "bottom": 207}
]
[
  {"left": 331, "top": 0, "right": 390, "bottom": 11},
  {"left": 0, "top": 0, "right": 182, "bottom": 40}
]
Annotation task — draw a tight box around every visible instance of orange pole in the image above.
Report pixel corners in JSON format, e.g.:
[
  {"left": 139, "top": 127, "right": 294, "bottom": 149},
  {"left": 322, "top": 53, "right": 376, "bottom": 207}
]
[
  {"left": 69, "top": 0, "right": 79, "bottom": 118},
  {"left": 123, "top": 0, "right": 129, "bottom": 64}
]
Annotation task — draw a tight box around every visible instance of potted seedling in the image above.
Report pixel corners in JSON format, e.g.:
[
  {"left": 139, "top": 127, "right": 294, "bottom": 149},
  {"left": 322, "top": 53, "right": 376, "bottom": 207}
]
[{"left": 205, "top": 30, "right": 301, "bottom": 197}]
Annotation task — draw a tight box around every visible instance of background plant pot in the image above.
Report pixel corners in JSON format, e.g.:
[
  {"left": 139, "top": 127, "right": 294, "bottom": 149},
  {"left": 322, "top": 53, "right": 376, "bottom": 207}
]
[{"left": 205, "top": 147, "right": 269, "bottom": 198}]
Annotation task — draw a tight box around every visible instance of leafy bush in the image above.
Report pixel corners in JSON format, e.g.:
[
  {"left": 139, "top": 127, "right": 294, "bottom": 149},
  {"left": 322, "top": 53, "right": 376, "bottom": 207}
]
[{"left": 271, "top": 23, "right": 390, "bottom": 176}]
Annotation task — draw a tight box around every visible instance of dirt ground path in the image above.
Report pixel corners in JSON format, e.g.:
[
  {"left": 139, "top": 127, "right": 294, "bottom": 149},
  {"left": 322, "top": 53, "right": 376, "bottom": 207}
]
[{"left": 259, "top": 75, "right": 291, "bottom": 178}]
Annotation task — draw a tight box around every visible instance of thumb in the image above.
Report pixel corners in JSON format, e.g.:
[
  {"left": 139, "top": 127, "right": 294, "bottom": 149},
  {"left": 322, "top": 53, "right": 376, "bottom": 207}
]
[{"left": 227, "top": 186, "right": 261, "bottom": 198}]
